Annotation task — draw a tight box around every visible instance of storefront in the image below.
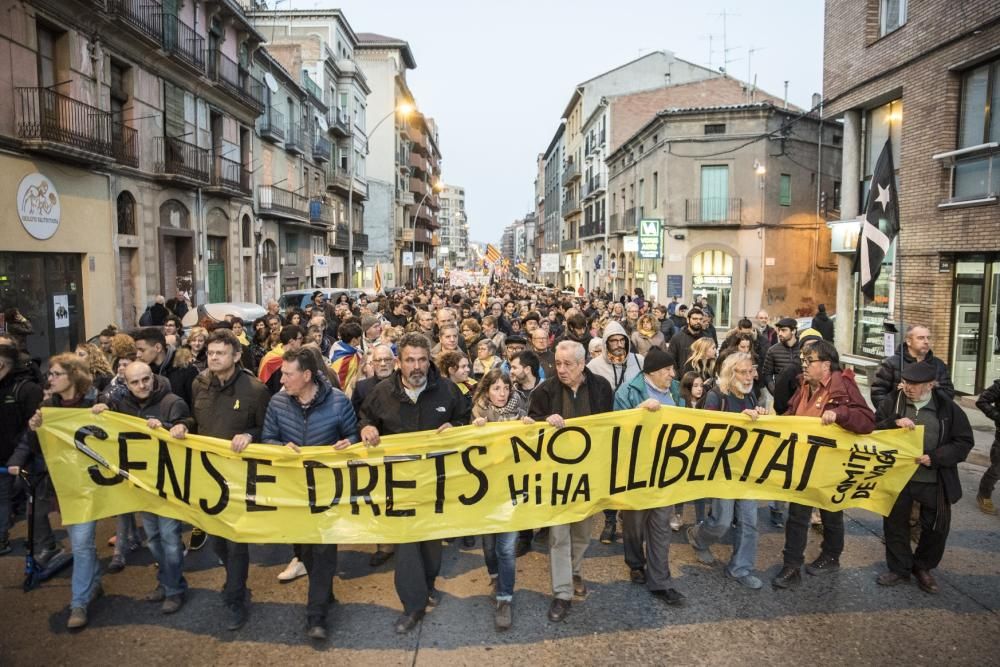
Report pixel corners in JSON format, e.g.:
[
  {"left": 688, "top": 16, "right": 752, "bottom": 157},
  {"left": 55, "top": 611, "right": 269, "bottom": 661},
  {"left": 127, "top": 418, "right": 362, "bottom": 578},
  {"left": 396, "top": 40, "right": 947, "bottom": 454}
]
[
  {"left": 852, "top": 242, "right": 895, "bottom": 358},
  {"left": 690, "top": 249, "right": 733, "bottom": 328},
  {"left": 2, "top": 157, "right": 115, "bottom": 360},
  {"left": 951, "top": 256, "right": 1000, "bottom": 395}
]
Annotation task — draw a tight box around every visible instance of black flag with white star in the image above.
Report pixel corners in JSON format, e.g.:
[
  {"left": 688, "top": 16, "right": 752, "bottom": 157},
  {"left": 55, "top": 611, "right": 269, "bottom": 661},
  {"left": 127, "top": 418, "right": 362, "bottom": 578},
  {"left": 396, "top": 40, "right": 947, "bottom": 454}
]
[{"left": 853, "top": 138, "right": 900, "bottom": 301}]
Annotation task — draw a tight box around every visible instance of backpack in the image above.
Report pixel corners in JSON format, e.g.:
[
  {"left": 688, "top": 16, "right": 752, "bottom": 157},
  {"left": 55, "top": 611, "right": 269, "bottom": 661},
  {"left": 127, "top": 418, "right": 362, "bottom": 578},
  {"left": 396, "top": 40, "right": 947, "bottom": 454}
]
[{"left": 139, "top": 305, "right": 153, "bottom": 326}]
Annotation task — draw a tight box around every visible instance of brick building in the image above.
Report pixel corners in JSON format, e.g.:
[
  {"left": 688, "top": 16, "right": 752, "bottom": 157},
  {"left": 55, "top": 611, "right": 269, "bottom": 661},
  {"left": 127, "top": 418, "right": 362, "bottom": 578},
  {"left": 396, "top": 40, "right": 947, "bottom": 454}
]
[{"left": 823, "top": 0, "right": 1000, "bottom": 394}]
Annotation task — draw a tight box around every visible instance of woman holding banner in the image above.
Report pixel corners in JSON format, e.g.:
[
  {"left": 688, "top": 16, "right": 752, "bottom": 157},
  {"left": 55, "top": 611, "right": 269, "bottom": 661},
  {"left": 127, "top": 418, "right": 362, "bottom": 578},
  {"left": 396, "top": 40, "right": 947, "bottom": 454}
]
[
  {"left": 8, "top": 353, "right": 100, "bottom": 630},
  {"left": 471, "top": 368, "right": 533, "bottom": 631}
]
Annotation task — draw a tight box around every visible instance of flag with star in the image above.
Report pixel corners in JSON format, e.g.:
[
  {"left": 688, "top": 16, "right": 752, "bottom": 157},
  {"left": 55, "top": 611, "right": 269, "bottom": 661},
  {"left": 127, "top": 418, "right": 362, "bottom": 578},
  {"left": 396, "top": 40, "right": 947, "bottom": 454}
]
[{"left": 853, "top": 139, "right": 900, "bottom": 301}]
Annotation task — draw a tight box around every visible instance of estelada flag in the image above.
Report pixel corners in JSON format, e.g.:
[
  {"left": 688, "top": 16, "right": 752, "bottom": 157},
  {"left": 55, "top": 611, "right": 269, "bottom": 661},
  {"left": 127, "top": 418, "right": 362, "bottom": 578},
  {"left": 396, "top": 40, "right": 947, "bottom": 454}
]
[
  {"left": 853, "top": 138, "right": 900, "bottom": 301},
  {"left": 373, "top": 264, "right": 383, "bottom": 293}
]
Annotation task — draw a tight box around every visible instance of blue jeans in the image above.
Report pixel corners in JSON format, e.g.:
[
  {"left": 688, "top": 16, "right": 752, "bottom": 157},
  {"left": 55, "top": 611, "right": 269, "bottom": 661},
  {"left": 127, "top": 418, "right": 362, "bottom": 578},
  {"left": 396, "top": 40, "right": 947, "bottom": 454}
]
[
  {"left": 690, "top": 499, "right": 759, "bottom": 578},
  {"left": 674, "top": 499, "right": 707, "bottom": 525},
  {"left": 67, "top": 521, "right": 101, "bottom": 609},
  {"left": 114, "top": 514, "right": 140, "bottom": 558},
  {"left": 481, "top": 531, "right": 518, "bottom": 600},
  {"left": 141, "top": 513, "right": 187, "bottom": 597}
]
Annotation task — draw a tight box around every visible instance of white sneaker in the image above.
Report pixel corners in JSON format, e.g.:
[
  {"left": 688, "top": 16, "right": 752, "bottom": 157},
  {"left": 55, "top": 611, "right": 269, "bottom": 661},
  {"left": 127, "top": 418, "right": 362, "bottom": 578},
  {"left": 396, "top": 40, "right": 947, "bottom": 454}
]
[
  {"left": 669, "top": 514, "right": 683, "bottom": 532},
  {"left": 277, "top": 557, "right": 307, "bottom": 582}
]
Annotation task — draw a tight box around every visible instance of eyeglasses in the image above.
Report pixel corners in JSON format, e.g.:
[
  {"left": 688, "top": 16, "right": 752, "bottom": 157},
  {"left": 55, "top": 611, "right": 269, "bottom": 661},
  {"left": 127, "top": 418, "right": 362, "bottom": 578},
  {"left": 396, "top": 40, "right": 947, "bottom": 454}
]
[{"left": 801, "top": 357, "right": 821, "bottom": 366}]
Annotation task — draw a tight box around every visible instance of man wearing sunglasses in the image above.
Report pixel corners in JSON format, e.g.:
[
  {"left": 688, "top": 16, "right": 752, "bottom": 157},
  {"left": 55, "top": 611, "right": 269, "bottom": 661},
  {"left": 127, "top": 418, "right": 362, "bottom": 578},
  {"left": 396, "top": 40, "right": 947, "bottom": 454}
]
[{"left": 772, "top": 340, "right": 875, "bottom": 590}]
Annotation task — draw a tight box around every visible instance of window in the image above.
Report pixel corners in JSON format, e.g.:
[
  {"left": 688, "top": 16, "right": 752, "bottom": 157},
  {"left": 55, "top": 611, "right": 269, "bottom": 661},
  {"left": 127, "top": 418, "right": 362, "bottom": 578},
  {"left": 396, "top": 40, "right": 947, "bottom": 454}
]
[
  {"left": 284, "top": 233, "right": 299, "bottom": 265},
  {"left": 241, "top": 215, "right": 252, "bottom": 247},
  {"left": 863, "top": 99, "right": 901, "bottom": 201},
  {"left": 950, "top": 60, "right": 1000, "bottom": 199},
  {"left": 652, "top": 172, "right": 659, "bottom": 208},
  {"left": 262, "top": 239, "right": 278, "bottom": 273},
  {"left": 700, "top": 165, "right": 729, "bottom": 222},
  {"left": 116, "top": 191, "right": 136, "bottom": 235},
  {"left": 879, "top": 0, "right": 907, "bottom": 37},
  {"left": 704, "top": 123, "right": 726, "bottom": 135},
  {"left": 779, "top": 174, "right": 792, "bottom": 206},
  {"left": 36, "top": 24, "right": 60, "bottom": 88}
]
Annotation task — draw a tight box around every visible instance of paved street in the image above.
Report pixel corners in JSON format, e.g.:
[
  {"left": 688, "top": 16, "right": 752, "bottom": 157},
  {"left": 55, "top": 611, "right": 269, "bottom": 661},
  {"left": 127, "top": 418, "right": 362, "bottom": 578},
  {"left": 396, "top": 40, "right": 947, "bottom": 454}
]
[{"left": 1, "top": 460, "right": 997, "bottom": 666}]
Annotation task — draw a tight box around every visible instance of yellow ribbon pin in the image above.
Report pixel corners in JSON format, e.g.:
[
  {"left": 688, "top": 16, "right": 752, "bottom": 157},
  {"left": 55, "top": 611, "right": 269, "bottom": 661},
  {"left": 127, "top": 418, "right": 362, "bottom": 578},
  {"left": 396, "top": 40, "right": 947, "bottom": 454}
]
[{"left": 233, "top": 399, "right": 240, "bottom": 410}]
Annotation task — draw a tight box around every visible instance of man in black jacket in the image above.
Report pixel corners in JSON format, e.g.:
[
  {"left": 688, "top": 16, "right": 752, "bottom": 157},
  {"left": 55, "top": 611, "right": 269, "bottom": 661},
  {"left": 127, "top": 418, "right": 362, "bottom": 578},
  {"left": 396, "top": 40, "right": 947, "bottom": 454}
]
[
  {"left": 874, "top": 361, "right": 974, "bottom": 594},
  {"left": 976, "top": 378, "right": 1000, "bottom": 515},
  {"left": 93, "top": 362, "right": 194, "bottom": 614},
  {"left": 0, "top": 344, "right": 43, "bottom": 555},
  {"left": 133, "top": 327, "right": 198, "bottom": 409},
  {"left": 358, "top": 332, "right": 470, "bottom": 635},
  {"left": 870, "top": 325, "right": 954, "bottom": 408},
  {"left": 666, "top": 306, "right": 705, "bottom": 374},
  {"left": 175, "top": 329, "right": 270, "bottom": 630},
  {"left": 761, "top": 318, "right": 800, "bottom": 395},
  {"left": 528, "top": 340, "right": 614, "bottom": 623}
]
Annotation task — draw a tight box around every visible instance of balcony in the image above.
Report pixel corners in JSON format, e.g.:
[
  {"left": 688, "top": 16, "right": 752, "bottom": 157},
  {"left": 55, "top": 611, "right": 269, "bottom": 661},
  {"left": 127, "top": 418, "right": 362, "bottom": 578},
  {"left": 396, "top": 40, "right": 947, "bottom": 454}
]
[
  {"left": 684, "top": 197, "right": 743, "bottom": 225},
  {"left": 15, "top": 87, "right": 140, "bottom": 165},
  {"left": 609, "top": 207, "right": 637, "bottom": 234},
  {"left": 561, "top": 237, "right": 579, "bottom": 253},
  {"left": 301, "top": 71, "right": 325, "bottom": 108},
  {"left": 210, "top": 154, "right": 250, "bottom": 194},
  {"left": 285, "top": 121, "right": 306, "bottom": 156},
  {"left": 309, "top": 200, "right": 335, "bottom": 227},
  {"left": 328, "top": 108, "right": 351, "bottom": 137},
  {"left": 161, "top": 12, "right": 205, "bottom": 72},
  {"left": 327, "top": 164, "right": 351, "bottom": 194},
  {"left": 258, "top": 184, "right": 309, "bottom": 221},
  {"left": 410, "top": 176, "right": 428, "bottom": 198},
  {"left": 312, "top": 135, "right": 331, "bottom": 163},
  {"left": 562, "top": 159, "right": 580, "bottom": 183},
  {"left": 333, "top": 225, "right": 369, "bottom": 251},
  {"left": 108, "top": 0, "right": 163, "bottom": 45},
  {"left": 579, "top": 219, "right": 606, "bottom": 240},
  {"left": 259, "top": 107, "right": 284, "bottom": 143},
  {"left": 561, "top": 193, "right": 580, "bottom": 217},
  {"left": 409, "top": 152, "right": 429, "bottom": 175},
  {"left": 206, "top": 49, "right": 264, "bottom": 111},
  {"left": 582, "top": 173, "right": 605, "bottom": 199},
  {"left": 154, "top": 136, "right": 210, "bottom": 184}
]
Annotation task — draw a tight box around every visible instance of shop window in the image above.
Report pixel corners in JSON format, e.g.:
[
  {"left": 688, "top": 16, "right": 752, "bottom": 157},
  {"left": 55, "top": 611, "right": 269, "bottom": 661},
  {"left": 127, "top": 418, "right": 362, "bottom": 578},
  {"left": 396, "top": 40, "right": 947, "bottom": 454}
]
[
  {"left": 116, "top": 191, "right": 136, "bottom": 235},
  {"left": 262, "top": 239, "right": 278, "bottom": 273}
]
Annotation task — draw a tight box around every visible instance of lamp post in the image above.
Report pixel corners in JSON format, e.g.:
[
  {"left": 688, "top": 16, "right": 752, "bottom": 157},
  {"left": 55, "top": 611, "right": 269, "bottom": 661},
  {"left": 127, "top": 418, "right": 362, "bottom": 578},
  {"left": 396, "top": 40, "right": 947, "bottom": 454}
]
[{"left": 347, "top": 102, "right": 413, "bottom": 289}]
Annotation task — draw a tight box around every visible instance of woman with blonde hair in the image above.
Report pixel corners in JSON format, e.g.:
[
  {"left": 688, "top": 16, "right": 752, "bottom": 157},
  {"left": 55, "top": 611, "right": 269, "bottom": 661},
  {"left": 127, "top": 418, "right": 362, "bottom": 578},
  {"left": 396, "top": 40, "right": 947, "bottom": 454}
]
[
  {"left": 682, "top": 337, "right": 718, "bottom": 383},
  {"left": 179, "top": 326, "right": 208, "bottom": 371},
  {"left": 75, "top": 342, "right": 114, "bottom": 392}
]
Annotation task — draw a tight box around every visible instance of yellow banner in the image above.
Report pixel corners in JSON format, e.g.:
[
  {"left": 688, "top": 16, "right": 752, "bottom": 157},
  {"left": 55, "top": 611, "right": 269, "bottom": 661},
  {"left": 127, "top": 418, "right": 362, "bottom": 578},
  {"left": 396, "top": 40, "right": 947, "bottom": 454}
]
[{"left": 37, "top": 406, "right": 922, "bottom": 544}]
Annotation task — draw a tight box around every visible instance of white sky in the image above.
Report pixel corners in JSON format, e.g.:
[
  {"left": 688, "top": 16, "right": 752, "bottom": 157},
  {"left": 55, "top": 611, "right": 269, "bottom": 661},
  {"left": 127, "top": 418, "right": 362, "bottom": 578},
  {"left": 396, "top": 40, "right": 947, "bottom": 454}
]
[{"left": 327, "top": 0, "right": 825, "bottom": 244}]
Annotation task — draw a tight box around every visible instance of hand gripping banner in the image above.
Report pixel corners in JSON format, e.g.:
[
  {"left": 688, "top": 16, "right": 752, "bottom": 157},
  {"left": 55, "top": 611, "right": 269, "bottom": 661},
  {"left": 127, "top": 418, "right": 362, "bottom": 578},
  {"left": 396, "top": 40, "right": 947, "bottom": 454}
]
[{"left": 37, "top": 406, "right": 923, "bottom": 544}]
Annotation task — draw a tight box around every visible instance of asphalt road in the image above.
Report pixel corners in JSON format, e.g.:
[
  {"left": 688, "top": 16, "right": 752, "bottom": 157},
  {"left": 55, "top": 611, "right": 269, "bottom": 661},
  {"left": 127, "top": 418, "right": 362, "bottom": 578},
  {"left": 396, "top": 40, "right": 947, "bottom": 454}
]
[{"left": 1, "top": 462, "right": 998, "bottom": 666}]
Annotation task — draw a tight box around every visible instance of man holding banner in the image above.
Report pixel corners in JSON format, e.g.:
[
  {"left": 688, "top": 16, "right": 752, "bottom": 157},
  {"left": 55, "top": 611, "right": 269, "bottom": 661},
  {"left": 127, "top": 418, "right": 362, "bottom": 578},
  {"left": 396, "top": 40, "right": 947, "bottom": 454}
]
[
  {"left": 772, "top": 341, "right": 875, "bottom": 590},
  {"left": 357, "top": 332, "right": 470, "bottom": 634},
  {"left": 91, "top": 361, "right": 194, "bottom": 615},
  {"left": 183, "top": 329, "right": 270, "bottom": 631},
  {"left": 261, "top": 347, "right": 358, "bottom": 641},
  {"left": 528, "top": 340, "right": 614, "bottom": 623}
]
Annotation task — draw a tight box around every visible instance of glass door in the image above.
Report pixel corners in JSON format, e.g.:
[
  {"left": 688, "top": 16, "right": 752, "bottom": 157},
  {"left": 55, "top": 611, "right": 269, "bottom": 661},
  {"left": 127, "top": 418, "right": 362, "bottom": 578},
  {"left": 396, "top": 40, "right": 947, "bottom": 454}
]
[
  {"left": 952, "top": 259, "right": 985, "bottom": 395},
  {"left": 983, "top": 260, "right": 1000, "bottom": 390}
]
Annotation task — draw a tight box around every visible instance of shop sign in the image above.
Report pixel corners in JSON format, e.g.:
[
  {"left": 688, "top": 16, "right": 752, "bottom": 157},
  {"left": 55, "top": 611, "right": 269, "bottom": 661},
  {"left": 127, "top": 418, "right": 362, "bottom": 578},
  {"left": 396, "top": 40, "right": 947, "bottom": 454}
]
[
  {"left": 693, "top": 275, "right": 732, "bottom": 286},
  {"left": 17, "top": 173, "right": 61, "bottom": 240},
  {"left": 403, "top": 252, "right": 414, "bottom": 267},
  {"left": 638, "top": 219, "right": 662, "bottom": 259},
  {"left": 623, "top": 236, "right": 638, "bottom": 253}
]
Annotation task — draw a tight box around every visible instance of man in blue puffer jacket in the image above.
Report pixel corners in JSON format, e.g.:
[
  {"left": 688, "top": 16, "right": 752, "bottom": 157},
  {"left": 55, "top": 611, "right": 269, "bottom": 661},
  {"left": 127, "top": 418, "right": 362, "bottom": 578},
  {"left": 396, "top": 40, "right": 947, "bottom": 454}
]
[{"left": 261, "top": 347, "right": 359, "bottom": 641}]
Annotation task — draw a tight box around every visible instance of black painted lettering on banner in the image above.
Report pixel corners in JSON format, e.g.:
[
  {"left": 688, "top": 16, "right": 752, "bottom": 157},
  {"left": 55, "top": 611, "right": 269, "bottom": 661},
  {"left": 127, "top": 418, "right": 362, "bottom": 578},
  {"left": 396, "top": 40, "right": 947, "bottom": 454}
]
[
  {"left": 303, "top": 460, "right": 345, "bottom": 514},
  {"left": 459, "top": 446, "right": 488, "bottom": 505},
  {"left": 156, "top": 439, "right": 192, "bottom": 503},
  {"left": 245, "top": 458, "right": 278, "bottom": 512},
  {"left": 348, "top": 459, "right": 381, "bottom": 516},
  {"left": 199, "top": 451, "right": 229, "bottom": 515},
  {"left": 384, "top": 454, "right": 420, "bottom": 517}
]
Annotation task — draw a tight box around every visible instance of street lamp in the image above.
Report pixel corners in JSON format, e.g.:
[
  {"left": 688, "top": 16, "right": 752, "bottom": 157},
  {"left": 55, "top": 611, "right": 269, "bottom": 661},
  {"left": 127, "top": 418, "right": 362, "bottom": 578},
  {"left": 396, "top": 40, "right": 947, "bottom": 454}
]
[
  {"left": 347, "top": 102, "right": 414, "bottom": 289},
  {"left": 410, "top": 179, "right": 443, "bottom": 284}
]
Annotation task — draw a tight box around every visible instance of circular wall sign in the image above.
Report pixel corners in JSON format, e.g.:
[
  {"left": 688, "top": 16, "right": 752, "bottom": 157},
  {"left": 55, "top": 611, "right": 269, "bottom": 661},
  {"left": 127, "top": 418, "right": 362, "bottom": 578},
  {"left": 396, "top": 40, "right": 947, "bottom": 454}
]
[{"left": 17, "top": 172, "right": 61, "bottom": 240}]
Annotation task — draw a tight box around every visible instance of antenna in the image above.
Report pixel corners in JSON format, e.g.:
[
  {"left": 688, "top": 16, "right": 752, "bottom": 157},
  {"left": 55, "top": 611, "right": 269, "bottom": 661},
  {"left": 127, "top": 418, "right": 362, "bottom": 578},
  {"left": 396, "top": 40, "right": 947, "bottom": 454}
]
[
  {"left": 747, "top": 47, "right": 765, "bottom": 102},
  {"left": 711, "top": 10, "right": 741, "bottom": 74}
]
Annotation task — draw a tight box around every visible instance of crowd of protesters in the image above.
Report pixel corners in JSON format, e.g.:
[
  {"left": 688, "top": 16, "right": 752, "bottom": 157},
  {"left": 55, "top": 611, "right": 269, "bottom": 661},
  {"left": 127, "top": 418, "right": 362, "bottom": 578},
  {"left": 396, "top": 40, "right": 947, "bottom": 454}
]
[{"left": 0, "top": 282, "right": 984, "bottom": 639}]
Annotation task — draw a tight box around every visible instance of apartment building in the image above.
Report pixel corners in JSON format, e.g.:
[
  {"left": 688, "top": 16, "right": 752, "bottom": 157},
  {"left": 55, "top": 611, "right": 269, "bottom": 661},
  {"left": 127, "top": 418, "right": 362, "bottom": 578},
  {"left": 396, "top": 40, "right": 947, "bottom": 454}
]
[{"left": 2, "top": 0, "right": 265, "bottom": 359}]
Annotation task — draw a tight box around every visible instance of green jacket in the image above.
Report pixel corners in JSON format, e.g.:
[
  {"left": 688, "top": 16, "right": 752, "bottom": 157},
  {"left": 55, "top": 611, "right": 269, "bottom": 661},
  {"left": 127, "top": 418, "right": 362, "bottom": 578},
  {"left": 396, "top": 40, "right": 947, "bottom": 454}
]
[{"left": 613, "top": 372, "right": 683, "bottom": 410}]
